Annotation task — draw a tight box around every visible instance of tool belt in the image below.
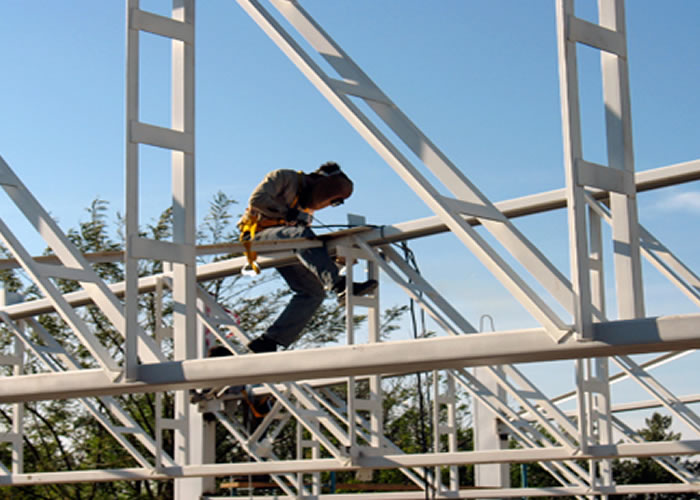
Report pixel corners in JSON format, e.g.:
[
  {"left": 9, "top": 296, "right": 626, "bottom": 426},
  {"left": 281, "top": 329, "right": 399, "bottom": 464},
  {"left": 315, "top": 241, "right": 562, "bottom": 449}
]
[
  {"left": 237, "top": 211, "right": 281, "bottom": 276},
  {"left": 238, "top": 171, "right": 310, "bottom": 276}
]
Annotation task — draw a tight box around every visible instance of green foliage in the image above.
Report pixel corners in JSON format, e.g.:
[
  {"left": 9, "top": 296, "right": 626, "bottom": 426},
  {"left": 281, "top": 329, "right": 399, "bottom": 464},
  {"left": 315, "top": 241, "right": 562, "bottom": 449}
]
[
  {"left": 0, "top": 194, "right": 425, "bottom": 497},
  {"left": 0, "top": 197, "right": 179, "bottom": 499},
  {"left": 3, "top": 194, "right": 699, "bottom": 498},
  {"left": 6, "top": 194, "right": 697, "bottom": 498},
  {"left": 610, "top": 412, "right": 696, "bottom": 499}
]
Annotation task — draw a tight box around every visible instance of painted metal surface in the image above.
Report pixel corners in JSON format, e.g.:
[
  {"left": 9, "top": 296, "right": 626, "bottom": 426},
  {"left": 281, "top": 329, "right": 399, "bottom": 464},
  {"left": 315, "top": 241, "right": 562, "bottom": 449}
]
[{"left": 0, "top": 0, "right": 698, "bottom": 498}]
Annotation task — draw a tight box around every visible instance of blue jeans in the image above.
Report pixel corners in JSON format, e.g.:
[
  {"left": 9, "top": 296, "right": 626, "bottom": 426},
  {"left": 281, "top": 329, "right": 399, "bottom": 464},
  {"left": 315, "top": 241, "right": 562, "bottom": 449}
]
[{"left": 255, "top": 225, "right": 340, "bottom": 347}]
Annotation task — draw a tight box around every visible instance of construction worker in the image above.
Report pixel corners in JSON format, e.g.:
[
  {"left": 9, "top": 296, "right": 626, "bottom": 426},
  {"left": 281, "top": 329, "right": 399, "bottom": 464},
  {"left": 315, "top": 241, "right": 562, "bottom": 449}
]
[{"left": 238, "top": 162, "right": 377, "bottom": 354}]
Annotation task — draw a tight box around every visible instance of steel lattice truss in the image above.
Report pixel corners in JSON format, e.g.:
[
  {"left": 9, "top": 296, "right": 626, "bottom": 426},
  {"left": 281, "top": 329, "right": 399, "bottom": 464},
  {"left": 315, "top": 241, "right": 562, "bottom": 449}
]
[{"left": 1, "top": 0, "right": 699, "bottom": 498}]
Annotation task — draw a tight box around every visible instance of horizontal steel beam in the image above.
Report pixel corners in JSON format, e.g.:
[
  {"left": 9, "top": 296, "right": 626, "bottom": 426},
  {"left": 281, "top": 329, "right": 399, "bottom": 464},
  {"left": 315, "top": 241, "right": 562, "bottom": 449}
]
[
  {"left": 1, "top": 159, "right": 698, "bottom": 321},
  {"left": 0, "top": 439, "right": 698, "bottom": 486},
  {"left": 363, "top": 158, "right": 700, "bottom": 245},
  {"left": 1, "top": 313, "right": 699, "bottom": 403},
  {"left": 558, "top": 393, "right": 700, "bottom": 418},
  {"left": 0, "top": 162, "right": 693, "bottom": 327},
  {"left": 306, "top": 483, "right": 700, "bottom": 500},
  {"left": 610, "top": 393, "right": 700, "bottom": 414},
  {"left": 0, "top": 250, "right": 299, "bottom": 320},
  {"left": 1, "top": 159, "right": 696, "bottom": 272},
  {"left": 0, "top": 237, "right": 319, "bottom": 271}
]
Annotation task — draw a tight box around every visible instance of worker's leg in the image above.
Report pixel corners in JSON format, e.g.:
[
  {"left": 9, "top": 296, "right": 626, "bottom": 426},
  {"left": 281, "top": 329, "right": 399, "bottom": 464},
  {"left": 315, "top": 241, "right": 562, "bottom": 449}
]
[
  {"left": 248, "top": 224, "right": 377, "bottom": 352},
  {"left": 255, "top": 225, "right": 340, "bottom": 289},
  {"left": 263, "top": 262, "right": 326, "bottom": 348}
]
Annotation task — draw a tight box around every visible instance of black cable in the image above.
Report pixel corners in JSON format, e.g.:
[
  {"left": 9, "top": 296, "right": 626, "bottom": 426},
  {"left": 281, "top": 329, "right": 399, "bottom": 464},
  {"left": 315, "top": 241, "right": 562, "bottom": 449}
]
[
  {"left": 400, "top": 241, "right": 436, "bottom": 500},
  {"left": 308, "top": 213, "right": 374, "bottom": 229},
  {"left": 309, "top": 224, "right": 436, "bottom": 495},
  {"left": 309, "top": 222, "right": 383, "bottom": 232}
]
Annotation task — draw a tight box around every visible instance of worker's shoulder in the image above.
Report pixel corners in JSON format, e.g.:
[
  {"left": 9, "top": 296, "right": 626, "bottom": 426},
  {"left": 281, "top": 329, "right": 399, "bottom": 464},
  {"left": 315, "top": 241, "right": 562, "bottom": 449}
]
[
  {"left": 266, "top": 168, "right": 298, "bottom": 177},
  {"left": 263, "top": 168, "right": 302, "bottom": 185}
]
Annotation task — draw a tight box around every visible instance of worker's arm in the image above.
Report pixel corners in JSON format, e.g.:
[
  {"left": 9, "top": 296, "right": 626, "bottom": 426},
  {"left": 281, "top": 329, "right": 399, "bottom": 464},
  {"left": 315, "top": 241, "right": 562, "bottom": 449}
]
[{"left": 248, "top": 169, "right": 300, "bottom": 219}]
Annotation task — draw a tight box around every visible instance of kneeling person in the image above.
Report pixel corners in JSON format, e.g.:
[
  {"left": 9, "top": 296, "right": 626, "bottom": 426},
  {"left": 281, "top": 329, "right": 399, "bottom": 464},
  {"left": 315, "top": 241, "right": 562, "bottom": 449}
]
[{"left": 239, "top": 162, "right": 377, "bottom": 353}]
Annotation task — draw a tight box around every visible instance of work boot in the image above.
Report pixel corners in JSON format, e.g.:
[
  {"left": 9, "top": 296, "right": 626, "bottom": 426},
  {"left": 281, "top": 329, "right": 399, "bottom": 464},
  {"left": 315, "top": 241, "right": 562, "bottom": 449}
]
[
  {"left": 191, "top": 345, "right": 235, "bottom": 402},
  {"left": 333, "top": 276, "right": 378, "bottom": 305},
  {"left": 247, "top": 335, "right": 278, "bottom": 354},
  {"left": 207, "top": 345, "right": 232, "bottom": 357}
]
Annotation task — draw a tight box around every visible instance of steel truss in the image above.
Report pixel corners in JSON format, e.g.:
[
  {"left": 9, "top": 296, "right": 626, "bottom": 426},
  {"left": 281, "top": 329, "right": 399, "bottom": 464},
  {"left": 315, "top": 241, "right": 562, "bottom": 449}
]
[{"left": 1, "top": 0, "right": 699, "bottom": 498}]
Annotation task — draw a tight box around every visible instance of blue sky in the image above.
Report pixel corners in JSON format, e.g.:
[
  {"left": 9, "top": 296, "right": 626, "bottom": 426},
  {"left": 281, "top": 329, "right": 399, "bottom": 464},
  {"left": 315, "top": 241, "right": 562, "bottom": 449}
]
[{"left": 1, "top": 1, "right": 699, "bottom": 433}]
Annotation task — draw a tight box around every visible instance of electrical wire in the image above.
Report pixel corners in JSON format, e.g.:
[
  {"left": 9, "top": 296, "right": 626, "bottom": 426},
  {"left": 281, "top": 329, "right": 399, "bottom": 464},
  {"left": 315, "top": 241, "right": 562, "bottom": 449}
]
[
  {"left": 309, "top": 216, "right": 381, "bottom": 233},
  {"left": 400, "top": 241, "right": 436, "bottom": 500},
  {"left": 310, "top": 220, "right": 437, "bottom": 496}
]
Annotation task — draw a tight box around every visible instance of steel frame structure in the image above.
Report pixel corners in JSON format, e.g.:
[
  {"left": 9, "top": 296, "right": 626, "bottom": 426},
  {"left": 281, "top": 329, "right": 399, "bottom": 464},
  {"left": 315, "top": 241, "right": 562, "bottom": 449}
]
[{"left": 1, "top": 0, "right": 699, "bottom": 498}]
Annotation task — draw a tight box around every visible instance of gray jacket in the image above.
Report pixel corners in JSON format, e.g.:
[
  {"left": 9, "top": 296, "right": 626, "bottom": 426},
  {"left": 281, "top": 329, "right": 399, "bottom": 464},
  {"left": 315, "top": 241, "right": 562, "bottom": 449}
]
[{"left": 244, "top": 169, "right": 308, "bottom": 224}]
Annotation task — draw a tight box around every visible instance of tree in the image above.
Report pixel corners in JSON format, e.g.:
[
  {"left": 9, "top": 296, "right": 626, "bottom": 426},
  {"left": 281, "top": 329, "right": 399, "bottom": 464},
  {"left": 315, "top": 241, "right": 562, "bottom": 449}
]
[
  {"left": 611, "top": 412, "right": 696, "bottom": 500},
  {"left": 0, "top": 193, "right": 421, "bottom": 498}
]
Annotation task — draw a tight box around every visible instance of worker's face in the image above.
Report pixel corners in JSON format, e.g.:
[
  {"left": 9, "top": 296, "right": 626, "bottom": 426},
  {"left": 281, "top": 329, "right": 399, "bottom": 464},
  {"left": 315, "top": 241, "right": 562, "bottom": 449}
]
[
  {"left": 308, "top": 193, "right": 345, "bottom": 211},
  {"left": 307, "top": 176, "right": 353, "bottom": 210}
]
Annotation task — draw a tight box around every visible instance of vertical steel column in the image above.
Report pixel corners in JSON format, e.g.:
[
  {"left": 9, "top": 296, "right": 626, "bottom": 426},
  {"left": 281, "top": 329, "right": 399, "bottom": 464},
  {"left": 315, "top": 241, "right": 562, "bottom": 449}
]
[
  {"left": 0, "top": 287, "right": 26, "bottom": 474},
  {"left": 559, "top": 0, "right": 638, "bottom": 484},
  {"left": 171, "top": 2, "right": 198, "bottom": 498},
  {"left": 124, "top": 0, "right": 140, "bottom": 381},
  {"left": 474, "top": 317, "right": 509, "bottom": 491},
  {"left": 587, "top": 206, "right": 613, "bottom": 492},
  {"left": 340, "top": 240, "right": 384, "bottom": 462},
  {"left": 557, "top": 0, "right": 643, "bottom": 339},
  {"left": 362, "top": 258, "right": 383, "bottom": 450},
  {"left": 184, "top": 297, "right": 213, "bottom": 495},
  {"left": 125, "top": 0, "right": 197, "bottom": 496},
  {"left": 11, "top": 333, "right": 23, "bottom": 475},
  {"left": 599, "top": 0, "right": 644, "bottom": 320},
  {"left": 433, "top": 371, "right": 459, "bottom": 495},
  {"left": 556, "top": 0, "right": 594, "bottom": 339},
  {"left": 473, "top": 364, "right": 510, "bottom": 490},
  {"left": 339, "top": 244, "right": 358, "bottom": 456},
  {"left": 296, "top": 420, "right": 320, "bottom": 496},
  {"left": 575, "top": 205, "right": 613, "bottom": 491},
  {"left": 0, "top": 289, "right": 24, "bottom": 475}
]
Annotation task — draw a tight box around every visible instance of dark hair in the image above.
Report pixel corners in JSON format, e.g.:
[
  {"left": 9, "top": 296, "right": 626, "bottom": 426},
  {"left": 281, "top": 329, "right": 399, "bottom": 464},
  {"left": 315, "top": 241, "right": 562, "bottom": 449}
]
[
  {"left": 314, "top": 161, "right": 342, "bottom": 176},
  {"left": 300, "top": 162, "right": 353, "bottom": 209}
]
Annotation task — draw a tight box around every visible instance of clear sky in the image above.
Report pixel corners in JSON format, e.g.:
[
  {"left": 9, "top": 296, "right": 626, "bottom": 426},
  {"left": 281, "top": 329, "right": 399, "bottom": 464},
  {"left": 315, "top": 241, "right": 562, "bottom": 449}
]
[{"left": 1, "top": 1, "right": 699, "bottom": 434}]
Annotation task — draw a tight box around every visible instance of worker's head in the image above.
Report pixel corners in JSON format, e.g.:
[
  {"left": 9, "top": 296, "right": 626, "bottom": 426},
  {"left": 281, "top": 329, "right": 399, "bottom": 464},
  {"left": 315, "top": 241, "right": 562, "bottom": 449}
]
[{"left": 303, "top": 162, "right": 353, "bottom": 210}]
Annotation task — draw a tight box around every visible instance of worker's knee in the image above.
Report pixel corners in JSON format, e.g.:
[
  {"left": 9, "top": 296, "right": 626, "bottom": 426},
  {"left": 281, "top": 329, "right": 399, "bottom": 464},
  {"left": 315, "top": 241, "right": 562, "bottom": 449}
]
[
  {"left": 277, "top": 263, "right": 327, "bottom": 306},
  {"left": 305, "top": 281, "right": 326, "bottom": 306}
]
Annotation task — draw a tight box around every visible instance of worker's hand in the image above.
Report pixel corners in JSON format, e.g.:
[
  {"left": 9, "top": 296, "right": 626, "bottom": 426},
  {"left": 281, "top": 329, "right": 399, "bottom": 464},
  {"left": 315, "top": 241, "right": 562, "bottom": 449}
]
[
  {"left": 285, "top": 208, "right": 312, "bottom": 226},
  {"left": 297, "top": 211, "right": 312, "bottom": 226},
  {"left": 285, "top": 207, "right": 301, "bottom": 224}
]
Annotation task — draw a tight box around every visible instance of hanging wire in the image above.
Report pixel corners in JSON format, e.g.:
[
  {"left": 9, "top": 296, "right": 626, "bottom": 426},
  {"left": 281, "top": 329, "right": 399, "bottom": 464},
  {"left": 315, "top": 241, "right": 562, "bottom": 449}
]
[
  {"left": 400, "top": 241, "right": 436, "bottom": 500},
  {"left": 311, "top": 216, "right": 441, "bottom": 495},
  {"left": 310, "top": 220, "right": 437, "bottom": 496},
  {"left": 309, "top": 214, "right": 381, "bottom": 233}
]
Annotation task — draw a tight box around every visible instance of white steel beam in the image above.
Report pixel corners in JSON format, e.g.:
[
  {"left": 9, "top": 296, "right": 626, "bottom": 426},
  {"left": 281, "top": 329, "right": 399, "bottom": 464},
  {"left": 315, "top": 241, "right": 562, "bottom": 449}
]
[
  {"left": 557, "top": 0, "right": 644, "bottom": 341},
  {"left": 9, "top": 317, "right": 176, "bottom": 469},
  {"left": 0, "top": 440, "right": 698, "bottom": 486},
  {"left": 124, "top": 0, "right": 141, "bottom": 381},
  {"left": 557, "top": 0, "right": 594, "bottom": 340},
  {"left": 454, "top": 368, "right": 589, "bottom": 488},
  {"left": 600, "top": 0, "right": 645, "bottom": 322},
  {"left": 1, "top": 313, "right": 699, "bottom": 404},
  {"left": 239, "top": 0, "right": 573, "bottom": 341},
  {"left": 1, "top": 1, "right": 698, "bottom": 495},
  {"left": 0, "top": 158, "right": 697, "bottom": 274},
  {"left": 609, "top": 393, "right": 700, "bottom": 414},
  {"left": 612, "top": 354, "right": 700, "bottom": 435},
  {"left": 169, "top": 2, "right": 198, "bottom": 499}
]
